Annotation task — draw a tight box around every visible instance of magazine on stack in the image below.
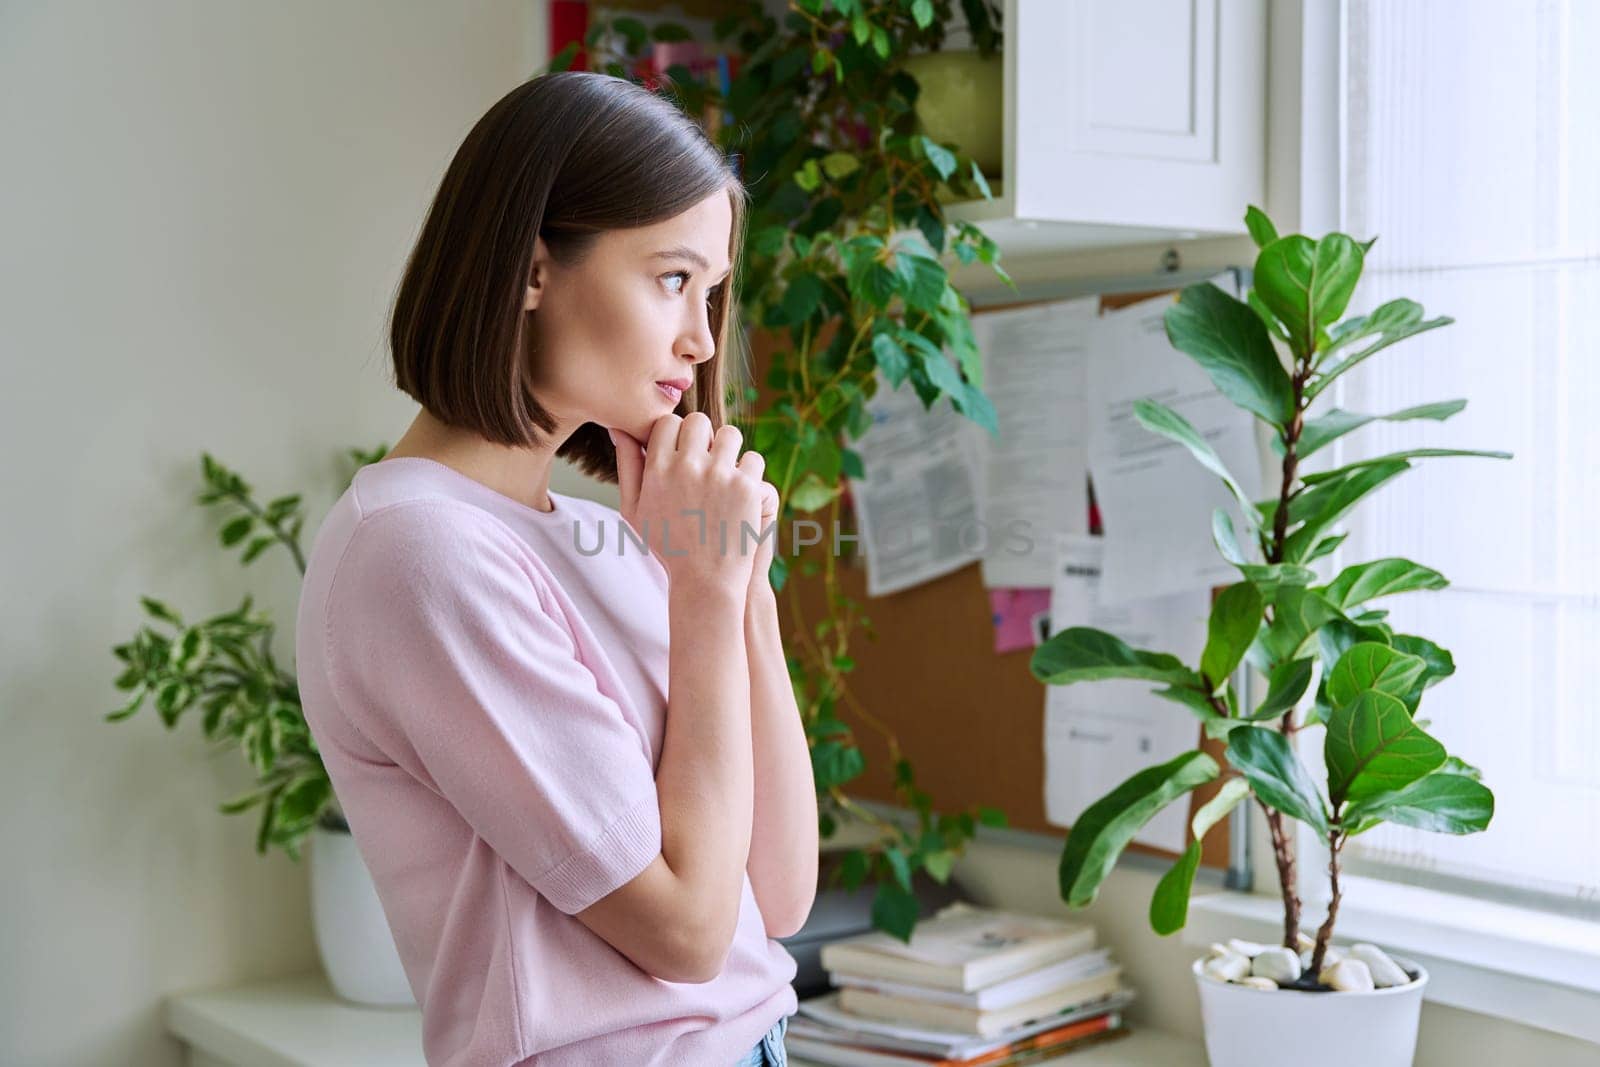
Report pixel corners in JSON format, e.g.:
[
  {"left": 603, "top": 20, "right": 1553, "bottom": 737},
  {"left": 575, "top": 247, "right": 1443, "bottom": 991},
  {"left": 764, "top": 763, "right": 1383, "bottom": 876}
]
[
  {"left": 830, "top": 947, "right": 1117, "bottom": 1011},
  {"left": 817, "top": 902, "right": 1098, "bottom": 993},
  {"left": 837, "top": 965, "right": 1123, "bottom": 1038},
  {"left": 792, "top": 989, "right": 1137, "bottom": 1061}
]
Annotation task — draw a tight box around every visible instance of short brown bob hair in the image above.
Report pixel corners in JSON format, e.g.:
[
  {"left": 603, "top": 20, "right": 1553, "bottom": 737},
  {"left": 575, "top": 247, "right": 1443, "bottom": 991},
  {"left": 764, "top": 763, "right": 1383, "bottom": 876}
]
[{"left": 388, "top": 71, "right": 749, "bottom": 484}]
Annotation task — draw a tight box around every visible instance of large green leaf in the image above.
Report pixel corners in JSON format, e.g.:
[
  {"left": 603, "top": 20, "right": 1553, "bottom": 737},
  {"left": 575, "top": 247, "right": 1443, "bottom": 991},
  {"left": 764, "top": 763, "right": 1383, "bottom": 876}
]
[
  {"left": 1282, "top": 460, "right": 1411, "bottom": 561},
  {"left": 1390, "top": 634, "right": 1456, "bottom": 708},
  {"left": 1201, "top": 583, "right": 1264, "bottom": 690},
  {"left": 1255, "top": 586, "right": 1344, "bottom": 667},
  {"left": 1322, "top": 558, "right": 1448, "bottom": 610},
  {"left": 1134, "top": 399, "right": 1263, "bottom": 532},
  {"left": 1225, "top": 726, "right": 1329, "bottom": 835},
  {"left": 1243, "top": 564, "right": 1319, "bottom": 596},
  {"left": 1318, "top": 559, "right": 1446, "bottom": 607},
  {"left": 1032, "top": 628, "right": 1201, "bottom": 688},
  {"left": 1325, "top": 690, "right": 1446, "bottom": 806},
  {"left": 1244, "top": 206, "right": 1279, "bottom": 249},
  {"left": 1306, "top": 298, "right": 1455, "bottom": 399},
  {"left": 1296, "top": 400, "right": 1467, "bottom": 458},
  {"left": 1252, "top": 658, "right": 1315, "bottom": 719},
  {"left": 1150, "top": 842, "right": 1202, "bottom": 935},
  {"left": 1253, "top": 233, "right": 1364, "bottom": 358},
  {"left": 1325, "top": 643, "right": 1427, "bottom": 709},
  {"left": 1194, "top": 777, "right": 1252, "bottom": 840},
  {"left": 1342, "top": 769, "right": 1494, "bottom": 835},
  {"left": 1059, "top": 750, "right": 1219, "bottom": 906},
  {"left": 1300, "top": 448, "right": 1511, "bottom": 487},
  {"left": 1212, "top": 508, "right": 1248, "bottom": 563},
  {"left": 1163, "top": 282, "right": 1294, "bottom": 427},
  {"left": 1153, "top": 682, "right": 1226, "bottom": 724},
  {"left": 1148, "top": 777, "right": 1251, "bottom": 935},
  {"left": 1215, "top": 512, "right": 1316, "bottom": 592},
  {"left": 1248, "top": 288, "right": 1290, "bottom": 343}
]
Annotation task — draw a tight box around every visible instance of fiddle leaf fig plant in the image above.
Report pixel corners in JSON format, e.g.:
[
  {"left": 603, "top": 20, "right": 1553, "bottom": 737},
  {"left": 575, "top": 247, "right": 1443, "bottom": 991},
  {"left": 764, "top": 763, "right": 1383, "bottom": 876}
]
[
  {"left": 1031, "top": 206, "right": 1507, "bottom": 977},
  {"left": 106, "top": 448, "right": 386, "bottom": 861},
  {"left": 570, "top": 0, "right": 1014, "bottom": 940}
]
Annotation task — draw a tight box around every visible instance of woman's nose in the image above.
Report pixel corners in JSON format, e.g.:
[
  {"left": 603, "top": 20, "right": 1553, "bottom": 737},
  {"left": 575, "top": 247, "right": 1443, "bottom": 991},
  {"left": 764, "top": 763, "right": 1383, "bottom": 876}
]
[{"left": 678, "top": 309, "right": 716, "bottom": 364}]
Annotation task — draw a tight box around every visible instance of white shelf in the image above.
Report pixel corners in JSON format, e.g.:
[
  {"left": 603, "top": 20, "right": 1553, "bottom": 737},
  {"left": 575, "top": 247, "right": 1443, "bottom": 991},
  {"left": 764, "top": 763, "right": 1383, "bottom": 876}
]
[
  {"left": 166, "top": 972, "right": 1204, "bottom": 1067},
  {"left": 945, "top": 192, "right": 1224, "bottom": 259},
  {"left": 166, "top": 973, "right": 424, "bottom": 1067}
]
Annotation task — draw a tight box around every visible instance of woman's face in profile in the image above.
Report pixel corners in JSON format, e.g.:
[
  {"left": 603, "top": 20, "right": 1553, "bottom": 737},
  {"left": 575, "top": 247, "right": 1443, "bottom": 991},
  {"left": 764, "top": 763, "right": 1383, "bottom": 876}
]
[{"left": 524, "top": 188, "right": 733, "bottom": 443}]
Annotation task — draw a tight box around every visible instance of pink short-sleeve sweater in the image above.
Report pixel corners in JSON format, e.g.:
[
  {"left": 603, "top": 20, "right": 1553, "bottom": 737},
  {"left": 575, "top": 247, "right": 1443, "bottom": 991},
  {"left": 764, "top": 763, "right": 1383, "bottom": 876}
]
[{"left": 293, "top": 456, "right": 797, "bottom": 1066}]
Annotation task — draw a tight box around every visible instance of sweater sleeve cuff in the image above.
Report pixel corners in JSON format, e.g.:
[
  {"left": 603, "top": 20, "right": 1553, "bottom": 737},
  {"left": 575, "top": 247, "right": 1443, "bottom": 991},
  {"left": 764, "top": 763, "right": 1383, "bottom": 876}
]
[{"left": 535, "top": 791, "right": 663, "bottom": 915}]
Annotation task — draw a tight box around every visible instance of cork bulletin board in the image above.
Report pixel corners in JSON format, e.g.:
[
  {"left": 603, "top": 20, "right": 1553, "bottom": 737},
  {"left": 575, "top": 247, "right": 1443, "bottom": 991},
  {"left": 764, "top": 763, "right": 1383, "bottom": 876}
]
[{"left": 755, "top": 285, "right": 1235, "bottom": 873}]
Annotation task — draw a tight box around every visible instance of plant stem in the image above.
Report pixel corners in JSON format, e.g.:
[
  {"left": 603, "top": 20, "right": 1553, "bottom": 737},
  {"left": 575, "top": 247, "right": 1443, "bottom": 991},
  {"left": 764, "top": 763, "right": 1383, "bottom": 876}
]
[
  {"left": 1262, "top": 801, "right": 1302, "bottom": 949},
  {"left": 1267, "top": 368, "right": 1308, "bottom": 566},
  {"left": 1310, "top": 829, "right": 1345, "bottom": 976},
  {"left": 228, "top": 488, "right": 308, "bottom": 574},
  {"left": 1259, "top": 353, "right": 1315, "bottom": 946}
]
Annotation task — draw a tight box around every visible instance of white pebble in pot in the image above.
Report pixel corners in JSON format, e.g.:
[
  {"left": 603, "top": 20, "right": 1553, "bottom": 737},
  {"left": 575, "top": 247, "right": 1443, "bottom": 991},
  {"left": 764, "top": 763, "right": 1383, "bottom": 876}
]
[
  {"left": 1250, "top": 946, "right": 1302, "bottom": 985},
  {"left": 1203, "top": 951, "right": 1250, "bottom": 982},
  {"left": 1322, "top": 957, "right": 1375, "bottom": 992},
  {"left": 1350, "top": 943, "right": 1410, "bottom": 988},
  {"left": 1302, "top": 944, "right": 1344, "bottom": 971},
  {"left": 1237, "top": 976, "right": 1278, "bottom": 990}
]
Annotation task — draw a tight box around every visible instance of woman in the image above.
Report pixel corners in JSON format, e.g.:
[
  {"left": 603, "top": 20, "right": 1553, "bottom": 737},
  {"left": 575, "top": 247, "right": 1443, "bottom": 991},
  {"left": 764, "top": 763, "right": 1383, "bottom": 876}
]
[{"left": 294, "top": 71, "right": 816, "bottom": 1066}]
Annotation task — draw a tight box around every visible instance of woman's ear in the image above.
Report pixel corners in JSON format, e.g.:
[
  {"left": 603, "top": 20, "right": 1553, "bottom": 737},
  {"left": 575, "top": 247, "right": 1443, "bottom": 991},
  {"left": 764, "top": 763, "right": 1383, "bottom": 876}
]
[{"left": 524, "top": 235, "right": 549, "bottom": 312}]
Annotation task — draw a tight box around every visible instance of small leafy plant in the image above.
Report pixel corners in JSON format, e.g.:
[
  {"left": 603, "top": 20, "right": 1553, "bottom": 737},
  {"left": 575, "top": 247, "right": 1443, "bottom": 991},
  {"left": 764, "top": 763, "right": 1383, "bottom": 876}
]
[
  {"left": 106, "top": 448, "right": 386, "bottom": 860},
  {"left": 1030, "top": 206, "right": 1507, "bottom": 978}
]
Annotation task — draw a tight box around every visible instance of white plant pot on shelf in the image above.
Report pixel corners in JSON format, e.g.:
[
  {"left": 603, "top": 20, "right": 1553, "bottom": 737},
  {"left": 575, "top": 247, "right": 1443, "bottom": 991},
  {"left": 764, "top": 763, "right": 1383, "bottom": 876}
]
[
  {"left": 1192, "top": 953, "right": 1428, "bottom": 1067},
  {"left": 309, "top": 823, "right": 415, "bottom": 1007}
]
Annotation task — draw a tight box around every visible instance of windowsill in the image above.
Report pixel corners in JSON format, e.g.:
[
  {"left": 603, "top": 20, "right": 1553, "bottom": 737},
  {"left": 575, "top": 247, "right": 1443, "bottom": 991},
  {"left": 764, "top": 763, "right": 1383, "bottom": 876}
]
[{"left": 1183, "top": 877, "right": 1600, "bottom": 1045}]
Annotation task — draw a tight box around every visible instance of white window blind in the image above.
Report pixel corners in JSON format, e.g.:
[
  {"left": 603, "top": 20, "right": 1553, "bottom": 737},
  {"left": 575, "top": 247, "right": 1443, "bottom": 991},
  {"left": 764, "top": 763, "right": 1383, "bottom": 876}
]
[{"left": 1332, "top": 0, "right": 1600, "bottom": 915}]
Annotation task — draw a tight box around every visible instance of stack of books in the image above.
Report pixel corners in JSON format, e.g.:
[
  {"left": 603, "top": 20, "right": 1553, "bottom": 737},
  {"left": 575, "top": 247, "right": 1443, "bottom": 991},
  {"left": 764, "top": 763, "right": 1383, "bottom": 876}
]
[{"left": 789, "top": 902, "right": 1134, "bottom": 1066}]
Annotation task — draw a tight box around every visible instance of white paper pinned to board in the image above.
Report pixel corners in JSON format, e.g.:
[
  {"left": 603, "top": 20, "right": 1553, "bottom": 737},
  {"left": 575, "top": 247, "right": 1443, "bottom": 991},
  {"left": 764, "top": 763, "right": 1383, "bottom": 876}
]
[{"left": 1042, "top": 532, "right": 1210, "bottom": 853}]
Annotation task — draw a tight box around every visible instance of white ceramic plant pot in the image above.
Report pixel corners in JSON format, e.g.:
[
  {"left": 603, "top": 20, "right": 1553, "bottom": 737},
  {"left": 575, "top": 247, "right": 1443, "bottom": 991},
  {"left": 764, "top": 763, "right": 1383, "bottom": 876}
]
[
  {"left": 309, "top": 823, "right": 415, "bottom": 1007},
  {"left": 1192, "top": 953, "right": 1428, "bottom": 1067}
]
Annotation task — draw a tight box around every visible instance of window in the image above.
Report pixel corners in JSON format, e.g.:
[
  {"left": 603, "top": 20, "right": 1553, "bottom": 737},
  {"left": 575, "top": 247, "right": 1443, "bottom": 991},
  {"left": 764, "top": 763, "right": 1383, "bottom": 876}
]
[{"left": 1330, "top": 0, "right": 1600, "bottom": 916}]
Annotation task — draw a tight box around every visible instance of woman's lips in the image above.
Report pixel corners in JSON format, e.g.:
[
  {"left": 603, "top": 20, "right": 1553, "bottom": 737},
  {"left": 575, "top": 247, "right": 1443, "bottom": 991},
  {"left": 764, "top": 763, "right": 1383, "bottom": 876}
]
[{"left": 655, "top": 382, "right": 683, "bottom": 403}]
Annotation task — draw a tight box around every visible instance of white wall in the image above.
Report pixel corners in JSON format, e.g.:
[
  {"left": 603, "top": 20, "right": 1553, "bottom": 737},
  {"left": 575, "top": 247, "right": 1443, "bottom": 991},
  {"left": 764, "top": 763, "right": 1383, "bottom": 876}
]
[{"left": 0, "top": 3, "right": 556, "bottom": 1063}]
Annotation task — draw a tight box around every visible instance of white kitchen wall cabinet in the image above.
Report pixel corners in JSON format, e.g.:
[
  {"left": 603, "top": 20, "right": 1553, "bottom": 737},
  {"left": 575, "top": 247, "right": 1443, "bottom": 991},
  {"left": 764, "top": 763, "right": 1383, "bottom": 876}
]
[{"left": 950, "top": 0, "right": 1267, "bottom": 258}]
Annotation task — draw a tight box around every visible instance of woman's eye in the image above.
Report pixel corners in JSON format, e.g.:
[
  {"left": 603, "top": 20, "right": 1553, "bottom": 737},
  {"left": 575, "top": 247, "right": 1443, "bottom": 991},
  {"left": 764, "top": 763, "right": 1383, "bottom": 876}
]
[{"left": 665, "top": 271, "right": 719, "bottom": 305}]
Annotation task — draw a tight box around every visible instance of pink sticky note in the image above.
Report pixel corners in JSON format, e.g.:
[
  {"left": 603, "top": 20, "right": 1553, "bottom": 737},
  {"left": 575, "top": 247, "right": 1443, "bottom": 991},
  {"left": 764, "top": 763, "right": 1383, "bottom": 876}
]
[{"left": 989, "top": 587, "right": 1052, "bottom": 654}]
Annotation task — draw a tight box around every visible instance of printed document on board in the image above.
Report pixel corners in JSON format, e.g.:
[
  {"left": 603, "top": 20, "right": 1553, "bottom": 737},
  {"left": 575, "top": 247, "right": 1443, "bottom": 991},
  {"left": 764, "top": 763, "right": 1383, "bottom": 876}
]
[
  {"left": 848, "top": 372, "right": 983, "bottom": 597},
  {"left": 1085, "top": 273, "right": 1265, "bottom": 604},
  {"left": 969, "top": 295, "right": 1098, "bottom": 588},
  {"left": 1042, "top": 533, "right": 1209, "bottom": 853}
]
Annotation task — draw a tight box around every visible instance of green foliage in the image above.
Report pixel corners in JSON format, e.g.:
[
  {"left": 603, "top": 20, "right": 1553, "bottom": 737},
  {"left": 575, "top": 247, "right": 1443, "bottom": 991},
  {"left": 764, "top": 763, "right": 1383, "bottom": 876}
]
[
  {"left": 1029, "top": 206, "right": 1508, "bottom": 947},
  {"left": 569, "top": 0, "right": 1011, "bottom": 943},
  {"left": 106, "top": 448, "right": 386, "bottom": 861}
]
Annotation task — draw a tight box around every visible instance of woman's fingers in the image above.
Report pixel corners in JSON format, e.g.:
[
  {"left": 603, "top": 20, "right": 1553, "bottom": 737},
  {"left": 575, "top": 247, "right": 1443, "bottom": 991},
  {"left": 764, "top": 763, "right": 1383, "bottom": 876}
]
[
  {"left": 736, "top": 451, "right": 775, "bottom": 516},
  {"left": 710, "top": 424, "right": 743, "bottom": 469},
  {"left": 676, "top": 411, "right": 714, "bottom": 455},
  {"left": 609, "top": 426, "right": 645, "bottom": 521},
  {"left": 646, "top": 412, "right": 682, "bottom": 466}
]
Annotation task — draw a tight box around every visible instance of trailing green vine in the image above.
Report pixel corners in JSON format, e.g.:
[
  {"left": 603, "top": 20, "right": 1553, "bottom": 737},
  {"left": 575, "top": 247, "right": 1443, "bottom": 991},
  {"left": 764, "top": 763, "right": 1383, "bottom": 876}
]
[{"left": 570, "top": 0, "right": 1015, "bottom": 938}]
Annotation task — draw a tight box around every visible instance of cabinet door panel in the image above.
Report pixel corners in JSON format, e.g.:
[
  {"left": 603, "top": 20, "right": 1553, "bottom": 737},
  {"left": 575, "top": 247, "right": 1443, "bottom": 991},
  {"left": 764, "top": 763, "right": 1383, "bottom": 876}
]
[{"left": 1012, "top": 0, "right": 1263, "bottom": 233}]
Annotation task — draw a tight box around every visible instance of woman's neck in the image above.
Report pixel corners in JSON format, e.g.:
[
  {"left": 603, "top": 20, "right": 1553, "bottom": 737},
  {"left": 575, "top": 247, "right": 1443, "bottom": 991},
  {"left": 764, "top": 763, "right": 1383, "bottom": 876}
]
[{"left": 384, "top": 408, "right": 564, "bottom": 514}]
